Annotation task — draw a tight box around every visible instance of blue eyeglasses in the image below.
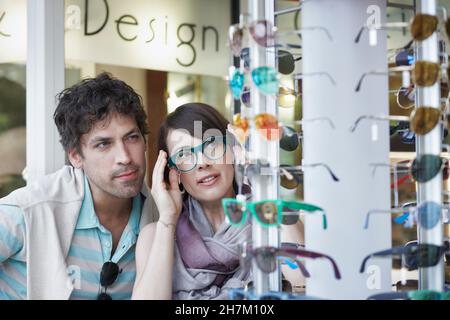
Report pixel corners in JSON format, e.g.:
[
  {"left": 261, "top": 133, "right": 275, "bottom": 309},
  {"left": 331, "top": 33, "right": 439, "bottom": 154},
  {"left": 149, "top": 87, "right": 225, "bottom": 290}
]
[{"left": 168, "top": 135, "right": 227, "bottom": 173}]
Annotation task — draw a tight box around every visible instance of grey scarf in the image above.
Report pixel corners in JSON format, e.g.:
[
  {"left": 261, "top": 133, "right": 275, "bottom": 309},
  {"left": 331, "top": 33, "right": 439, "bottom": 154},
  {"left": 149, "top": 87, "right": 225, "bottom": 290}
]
[{"left": 172, "top": 196, "right": 251, "bottom": 300}]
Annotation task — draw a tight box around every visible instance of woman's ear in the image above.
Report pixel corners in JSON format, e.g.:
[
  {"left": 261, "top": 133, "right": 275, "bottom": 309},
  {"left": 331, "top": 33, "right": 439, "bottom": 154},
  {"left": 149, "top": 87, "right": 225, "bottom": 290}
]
[{"left": 68, "top": 148, "right": 83, "bottom": 169}]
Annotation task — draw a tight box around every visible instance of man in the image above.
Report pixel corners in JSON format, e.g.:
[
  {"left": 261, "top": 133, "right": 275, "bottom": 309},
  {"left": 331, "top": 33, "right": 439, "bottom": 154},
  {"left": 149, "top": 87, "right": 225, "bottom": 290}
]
[{"left": 0, "top": 72, "right": 159, "bottom": 299}]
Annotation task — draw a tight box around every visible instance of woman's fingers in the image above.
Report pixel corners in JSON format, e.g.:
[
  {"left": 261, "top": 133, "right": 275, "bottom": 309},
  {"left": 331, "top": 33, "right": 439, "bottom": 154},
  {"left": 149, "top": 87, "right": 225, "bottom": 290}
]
[
  {"left": 152, "top": 151, "right": 167, "bottom": 189},
  {"left": 151, "top": 152, "right": 161, "bottom": 189},
  {"left": 168, "top": 168, "right": 179, "bottom": 191},
  {"left": 156, "top": 152, "right": 167, "bottom": 185}
]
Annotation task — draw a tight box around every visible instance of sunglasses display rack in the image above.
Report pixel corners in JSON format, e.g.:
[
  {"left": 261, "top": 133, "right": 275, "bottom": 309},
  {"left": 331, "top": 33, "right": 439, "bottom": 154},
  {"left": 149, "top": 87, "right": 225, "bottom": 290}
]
[
  {"left": 229, "top": 0, "right": 450, "bottom": 299},
  {"left": 244, "top": 0, "right": 282, "bottom": 295},
  {"left": 414, "top": 0, "right": 445, "bottom": 291}
]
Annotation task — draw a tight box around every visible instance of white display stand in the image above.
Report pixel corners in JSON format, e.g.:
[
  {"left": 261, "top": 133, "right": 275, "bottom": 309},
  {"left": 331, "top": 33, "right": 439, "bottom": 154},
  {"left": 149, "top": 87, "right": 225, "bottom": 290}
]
[{"left": 302, "top": 0, "right": 392, "bottom": 299}]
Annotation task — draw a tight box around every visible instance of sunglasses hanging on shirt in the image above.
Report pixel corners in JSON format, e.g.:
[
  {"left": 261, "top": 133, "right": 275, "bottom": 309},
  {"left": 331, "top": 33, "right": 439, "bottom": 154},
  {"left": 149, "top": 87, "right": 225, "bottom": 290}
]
[{"left": 97, "top": 261, "right": 120, "bottom": 300}]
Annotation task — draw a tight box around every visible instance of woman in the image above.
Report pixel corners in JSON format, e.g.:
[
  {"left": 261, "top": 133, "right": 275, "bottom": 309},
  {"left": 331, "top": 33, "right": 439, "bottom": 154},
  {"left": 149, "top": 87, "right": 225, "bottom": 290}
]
[{"left": 132, "top": 103, "right": 303, "bottom": 300}]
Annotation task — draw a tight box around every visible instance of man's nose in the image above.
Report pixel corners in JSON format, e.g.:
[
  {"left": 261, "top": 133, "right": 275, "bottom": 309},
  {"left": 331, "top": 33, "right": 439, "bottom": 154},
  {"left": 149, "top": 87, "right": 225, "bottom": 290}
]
[{"left": 115, "top": 142, "right": 131, "bottom": 165}]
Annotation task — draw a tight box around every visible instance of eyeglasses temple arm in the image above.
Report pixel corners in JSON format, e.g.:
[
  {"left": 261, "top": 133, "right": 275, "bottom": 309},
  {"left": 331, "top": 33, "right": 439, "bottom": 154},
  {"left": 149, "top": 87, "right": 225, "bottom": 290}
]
[
  {"left": 356, "top": 71, "right": 389, "bottom": 92},
  {"left": 280, "top": 252, "right": 311, "bottom": 278},
  {"left": 350, "top": 115, "right": 410, "bottom": 132},
  {"left": 292, "top": 26, "right": 334, "bottom": 42},
  {"left": 349, "top": 115, "right": 366, "bottom": 132},
  {"left": 439, "top": 6, "right": 448, "bottom": 21},
  {"left": 324, "top": 254, "right": 342, "bottom": 279},
  {"left": 294, "top": 72, "right": 336, "bottom": 86},
  {"left": 354, "top": 26, "right": 365, "bottom": 43},
  {"left": 291, "top": 117, "right": 336, "bottom": 130},
  {"left": 364, "top": 208, "right": 407, "bottom": 229},
  {"left": 360, "top": 254, "right": 372, "bottom": 273},
  {"left": 321, "top": 163, "right": 339, "bottom": 182}
]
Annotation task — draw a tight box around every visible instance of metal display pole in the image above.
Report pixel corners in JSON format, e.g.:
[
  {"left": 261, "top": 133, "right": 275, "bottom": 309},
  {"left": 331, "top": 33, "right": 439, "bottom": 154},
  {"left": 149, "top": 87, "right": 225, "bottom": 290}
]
[
  {"left": 415, "top": 0, "right": 444, "bottom": 291},
  {"left": 247, "top": 0, "right": 281, "bottom": 295}
]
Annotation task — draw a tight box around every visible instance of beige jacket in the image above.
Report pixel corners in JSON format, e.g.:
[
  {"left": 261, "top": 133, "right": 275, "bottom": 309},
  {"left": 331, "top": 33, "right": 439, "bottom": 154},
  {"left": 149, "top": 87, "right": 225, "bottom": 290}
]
[{"left": 0, "top": 165, "right": 159, "bottom": 300}]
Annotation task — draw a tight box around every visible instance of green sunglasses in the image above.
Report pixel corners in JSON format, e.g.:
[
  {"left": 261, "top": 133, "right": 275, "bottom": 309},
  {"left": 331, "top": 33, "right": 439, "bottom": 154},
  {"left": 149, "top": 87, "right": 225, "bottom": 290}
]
[{"left": 221, "top": 198, "right": 327, "bottom": 229}]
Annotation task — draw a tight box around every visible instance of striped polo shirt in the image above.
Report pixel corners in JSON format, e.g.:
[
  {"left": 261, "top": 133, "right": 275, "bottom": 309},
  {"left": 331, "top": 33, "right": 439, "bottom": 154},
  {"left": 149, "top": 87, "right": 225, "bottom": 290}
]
[{"left": 0, "top": 175, "right": 142, "bottom": 300}]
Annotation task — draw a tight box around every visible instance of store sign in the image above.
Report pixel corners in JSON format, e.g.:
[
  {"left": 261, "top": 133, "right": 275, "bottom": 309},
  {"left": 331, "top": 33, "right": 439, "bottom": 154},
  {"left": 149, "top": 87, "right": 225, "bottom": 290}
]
[
  {"left": 0, "top": 0, "right": 231, "bottom": 77},
  {"left": 0, "top": 0, "right": 27, "bottom": 63}
]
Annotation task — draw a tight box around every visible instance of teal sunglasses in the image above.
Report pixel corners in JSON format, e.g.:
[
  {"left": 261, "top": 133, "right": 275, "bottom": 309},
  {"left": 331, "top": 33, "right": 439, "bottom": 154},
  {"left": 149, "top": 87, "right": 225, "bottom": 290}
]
[
  {"left": 229, "top": 66, "right": 279, "bottom": 99},
  {"left": 368, "top": 289, "right": 450, "bottom": 300},
  {"left": 168, "top": 135, "right": 227, "bottom": 173},
  {"left": 222, "top": 198, "right": 327, "bottom": 229}
]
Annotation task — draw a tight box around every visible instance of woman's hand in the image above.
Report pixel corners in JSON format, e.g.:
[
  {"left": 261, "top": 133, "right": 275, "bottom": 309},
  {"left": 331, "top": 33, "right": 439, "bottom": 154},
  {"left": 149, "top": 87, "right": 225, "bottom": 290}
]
[{"left": 151, "top": 150, "right": 183, "bottom": 225}]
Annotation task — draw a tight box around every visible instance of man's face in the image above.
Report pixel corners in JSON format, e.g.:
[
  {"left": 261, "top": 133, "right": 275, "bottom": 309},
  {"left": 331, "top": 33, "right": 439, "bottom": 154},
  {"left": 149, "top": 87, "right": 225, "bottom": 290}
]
[{"left": 68, "top": 112, "right": 146, "bottom": 200}]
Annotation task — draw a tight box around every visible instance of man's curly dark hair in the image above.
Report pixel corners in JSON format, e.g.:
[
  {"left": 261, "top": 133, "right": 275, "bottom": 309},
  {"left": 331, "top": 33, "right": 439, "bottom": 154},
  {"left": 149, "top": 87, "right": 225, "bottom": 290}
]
[{"left": 54, "top": 72, "right": 149, "bottom": 156}]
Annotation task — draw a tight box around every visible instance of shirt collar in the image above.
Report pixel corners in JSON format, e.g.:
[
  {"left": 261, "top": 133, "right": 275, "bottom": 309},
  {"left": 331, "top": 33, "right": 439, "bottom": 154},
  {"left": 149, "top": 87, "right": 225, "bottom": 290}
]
[{"left": 76, "top": 173, "right": 142, "bottom": 233}]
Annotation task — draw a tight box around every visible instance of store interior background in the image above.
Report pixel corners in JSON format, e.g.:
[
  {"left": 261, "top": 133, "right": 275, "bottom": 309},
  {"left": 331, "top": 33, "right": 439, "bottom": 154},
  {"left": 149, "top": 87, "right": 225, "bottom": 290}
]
[{"left": 1, "top": 0, "right": 450, "bottom": 289}]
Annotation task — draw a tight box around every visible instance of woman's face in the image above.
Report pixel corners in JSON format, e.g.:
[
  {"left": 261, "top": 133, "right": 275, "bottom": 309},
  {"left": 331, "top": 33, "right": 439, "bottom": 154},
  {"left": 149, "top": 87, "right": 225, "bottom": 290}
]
[{"left": 166, "top": 129, "right": 235, "bottom": 203}]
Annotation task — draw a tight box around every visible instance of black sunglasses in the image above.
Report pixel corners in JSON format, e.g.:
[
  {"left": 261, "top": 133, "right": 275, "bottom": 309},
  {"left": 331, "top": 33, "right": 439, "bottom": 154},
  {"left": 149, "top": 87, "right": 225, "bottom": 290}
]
[
  {"left": 360, "top": 241, "right": 450, "bottom": 273},
  {"left": 97, "top": 261, "right": 120, "bottom": 300}
]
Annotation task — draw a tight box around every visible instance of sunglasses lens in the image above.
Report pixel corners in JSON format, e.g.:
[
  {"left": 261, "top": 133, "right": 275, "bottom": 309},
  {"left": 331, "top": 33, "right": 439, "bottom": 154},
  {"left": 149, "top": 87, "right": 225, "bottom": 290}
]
[
  {"left": 280, "top": 176, "right": 299, "bottom": 190},
  {"left": 229, "top": 25, "right": 243, "bottom": 57},
  {"left": 399, "top": 129, "right": 416, "bottom": 144},
  {"left": 229, "top": 68, "right": 245, "bottom": 99},
  {"left": 278, "top": 50, "right": 295, "bottom": 75},
  {"left": 410, "top": 107, "right": 441, "bottom": 135},
  {"left": 254, "top": 113, "right": 281, "bottom": 141},
  {"left": 232, "top": 113, "right": 249, "bottom": 144},
  {"left": 446, "top": 19, "right": 450, "bottom": 40},
  {"left": 254, "top": 201, "right": 279, "bottom": 225},
  {"left": 396, "top": 86, "right": 415, "bottom": 109},
  {"left": 224, "top": 201, "right": 245, "bottom": 224},
  {"left": 280, "top": 126, "right": 299, "bottom": 151},
  {"left": 415, "top": 244, "right": 442, "bottom": 268},
  {"left": 281, "top": 209, "right": 299, "bottom": 225},
  {"left": 282, "top": 279, "right": 293, "bottom": 292},
  {"left": 412, "top": 61, "right": 440, "bottom": 87},
  {"left": 254, "top": 248, "right": 277, "bottom": 273},
  {"left": 411, "top": 154, "right": 442, "bottom": 183},
  {"left": 240, "top": 85, "right": 251, "bottom": 107},
  {"left": 240, "top": 47, "right": 250, "bottom": 70},
  {"left": 410, "top": 14, "right": 438, "bottom": 41},
  {"left": 417, "top": 201, "right": 442, "bottom": 230},
  {"left": 443, "top": 160, "right": 449, "bottom": 181},
  {"left": 100, "top": 262, "right": 119, "bottom": 287},
  {"left": 278, "top": 86, "right": 297, "bottom": 108},
  {"left": 410, "top": 291, "right": 442, "bottom": 300},
  {"left": 404, "top": 242, "right": 419, "bottom": 269},
  {"left": 249, "top": 20, "right": 274, "bottom": 47},
  {"left": 252, "top": 66, "right": 279, "bottom": 95}
]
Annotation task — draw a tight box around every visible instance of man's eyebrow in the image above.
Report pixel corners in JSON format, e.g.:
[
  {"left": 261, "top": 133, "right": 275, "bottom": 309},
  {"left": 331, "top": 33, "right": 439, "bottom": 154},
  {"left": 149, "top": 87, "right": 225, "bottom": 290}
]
[
  {"left": 88, "top": 136, "right": 111, "bottom": 145},
  {"left": 88, "top": 128, "right": 140, "bottom": 145},
  {"left": 123, "top": 128, "right": 140, "bottom": 137}
]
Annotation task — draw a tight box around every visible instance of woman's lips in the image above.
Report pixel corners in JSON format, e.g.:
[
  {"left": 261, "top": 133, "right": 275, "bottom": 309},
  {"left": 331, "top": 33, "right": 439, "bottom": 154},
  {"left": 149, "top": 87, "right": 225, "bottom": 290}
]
[{"left": 197, "top": 174, "right": 220, "bottom": 186}]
